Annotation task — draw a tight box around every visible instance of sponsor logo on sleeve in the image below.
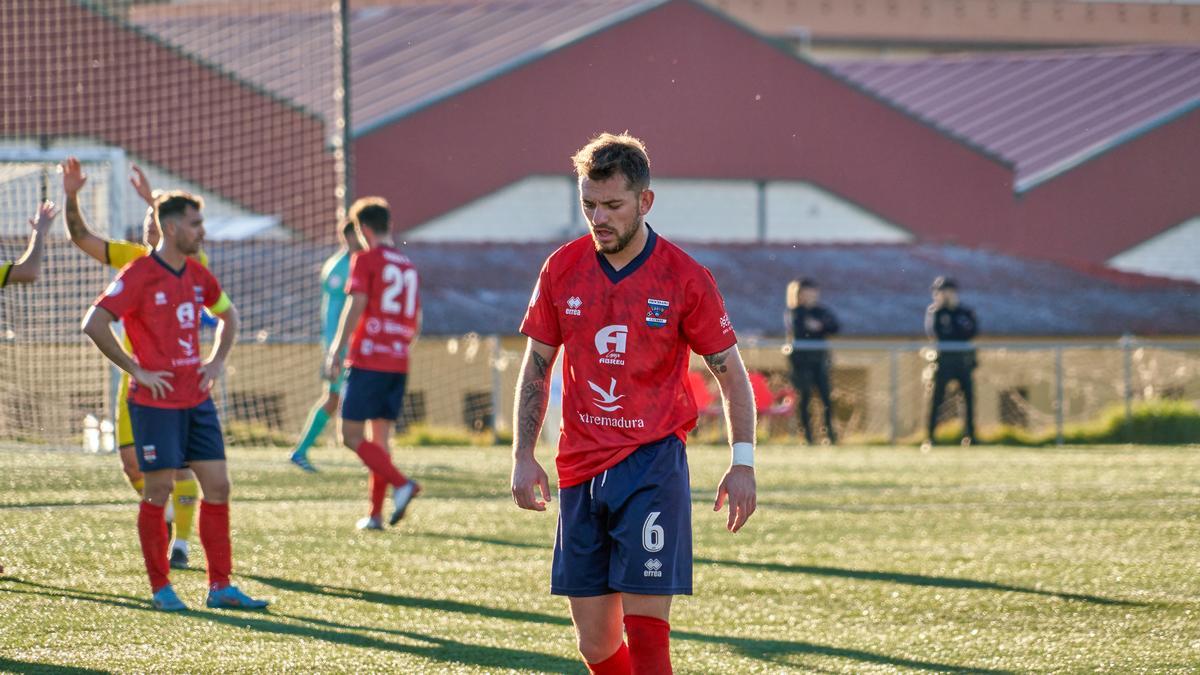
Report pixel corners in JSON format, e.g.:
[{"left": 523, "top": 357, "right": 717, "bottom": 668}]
[
  {"left": 719, "top": 314, "right": 733, "bottom": 334},
  {"left": 595, "top": 325, "right": 627, "bottom": 366},
  {"left": 646, "top": 298, "right": 669, "bottom": 328},
  {"left": 565, "top": 296, "right": 583, "bottom": 317},
  {"left": 105, "top": 279, "right": 124, "bottom": 297}
]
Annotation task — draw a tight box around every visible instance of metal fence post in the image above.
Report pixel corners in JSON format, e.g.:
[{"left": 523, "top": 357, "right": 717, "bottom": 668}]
[
  {"left": 888, "top": 348, "right": 899, "bottom": 444},
  {"left": 1121, "top": 333, "right": 1134, "bottom": 427},
  {"left": 1054, "top": 346, "right": 1064, "bottom": 446}
]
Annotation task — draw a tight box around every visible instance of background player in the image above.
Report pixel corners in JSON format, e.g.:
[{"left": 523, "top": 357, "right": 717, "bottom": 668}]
[
  {"left": 288, "top": 218, "right": 364, "bottom": 473},
  {"left": 510, "top": 133, "right": 757, "bottom": 674},
  {"left": 82, "top": 191, "right": 266, "bottom": 611},
  {"left": 784, "top": 277, "right": 839, "bottom": 445},
  {"left": 925, "top": 276, "right": 979, "bottom": 446},
  {"left": 62, "top": 157, "right": 215, "bottom": 569},
  {"left": 1, "top": 201, "right": 58, "bottom": 287},
  {"left": 325, "top": 197, "right": 421, "bottom": 530}
]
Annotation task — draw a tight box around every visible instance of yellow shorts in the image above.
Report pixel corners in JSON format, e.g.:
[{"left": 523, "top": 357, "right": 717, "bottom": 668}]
[{"left": 116, "top": 371, "right": 134, "bottom": 448}]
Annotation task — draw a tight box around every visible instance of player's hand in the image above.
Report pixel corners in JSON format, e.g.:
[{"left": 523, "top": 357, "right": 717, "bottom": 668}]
[
  {"left": 60, "top": 157, "right": 87, "bottom": 195},
  {"left": 129, "top": 164, "right": 155, "bottom": 205},
  {"left": 133, "top": 367, "right": 174, "bottom": 400},
  {"left": 198, "top": 359, "right": 224, "bottom": 392},
  {"left": 29, "top": 201, "right": 59, "bottom": 233},
  {"left": 714, "top": 464, "right": 757, "bottom": 533},
  {"left": 323, "top": 353, "right": 341, "bottom": 380},
  {"left": 511, "top": 455, "right": 551, "bottom": 512}
]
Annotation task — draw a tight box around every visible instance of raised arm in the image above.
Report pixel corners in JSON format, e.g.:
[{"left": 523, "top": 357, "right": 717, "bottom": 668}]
[
  {"left": 60, "top": 157, "right": 108, "bottom": 263},
  {"left": 510, "top": 337, "right": 559, "bottom": 512},
  {"left": 702, "top": 345, "right": 758, "bottom": 533},
  {"left": 5, "top": 202, "right": 58, "bottom": 285}
]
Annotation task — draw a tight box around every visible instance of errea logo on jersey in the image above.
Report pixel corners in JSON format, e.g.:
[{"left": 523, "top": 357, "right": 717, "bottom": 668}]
[
  {"left": 565, "top": 296, "right": 582, "bottom": 316},
  {"left": 595, "top": 325, "right": 627, "bottom": 366}
]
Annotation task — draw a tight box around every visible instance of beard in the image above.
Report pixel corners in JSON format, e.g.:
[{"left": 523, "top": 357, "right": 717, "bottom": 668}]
[{"left": 590, "top": 216, "right": 642, "bottom": 255}]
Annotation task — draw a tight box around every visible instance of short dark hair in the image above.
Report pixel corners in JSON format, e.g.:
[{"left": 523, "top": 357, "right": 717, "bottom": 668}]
[
  {"left": 154, "top": 191, "right": 203, "bottom": 223},
  {"left": 798, "top": 277, "right": 819, "bottom": 289},
  {"left": 349, "top": 197, "right": 390, "bottom": 234},
  {"left": 571, "top": 132, "right": 651, "bottom": 192},
  {"left": 338, "top": 217, "right": 356, "bottom": 239},
  {"left": 931, "top": 276, "right": 958, "bottom": 291}
]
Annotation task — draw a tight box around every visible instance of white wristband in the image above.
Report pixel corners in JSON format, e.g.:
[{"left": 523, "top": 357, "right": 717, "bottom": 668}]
[{"left": 731, "top": 442, "right": 754, "bottom": 468}]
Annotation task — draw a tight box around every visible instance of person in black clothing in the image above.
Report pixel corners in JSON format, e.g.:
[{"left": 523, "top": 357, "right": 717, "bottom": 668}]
[
  {"left": 785, "top": 277, "right": 838, "bottom": 445},
  {"left": 925, "top": 276, "right": 979, "bottom": 446}
]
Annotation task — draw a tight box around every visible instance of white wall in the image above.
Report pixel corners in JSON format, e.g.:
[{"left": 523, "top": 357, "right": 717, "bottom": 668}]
[
  {"left": 407, "top": 176, "right": 578, "bottom": 242},
  {"left": 1108, "top": 215, "right": 1200, "bottom": 283}
]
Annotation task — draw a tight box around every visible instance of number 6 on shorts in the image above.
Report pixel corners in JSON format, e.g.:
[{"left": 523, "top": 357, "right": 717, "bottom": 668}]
[{"left": 643, "top": 511, "right": 664, "bottom": 552}]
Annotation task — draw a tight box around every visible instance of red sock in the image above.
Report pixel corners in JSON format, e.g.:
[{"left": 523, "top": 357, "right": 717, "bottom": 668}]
[
  {"left": 587, "top": 642, "right": 631, "bottom": 674},
  {"left": 354, "top": 440, "right": 408, "bottom": 487},
  {"left": 199, "top": 501, "right": 232, "bottom": 591},
  {"left": 137, "top": 501, "right": 170, "bottom": 592},
  {"left": 369, "top": 471, "right": 387, "bottom": 519},
  {"left": 624, "top": 615, "right": 671, "bottom": 675}
]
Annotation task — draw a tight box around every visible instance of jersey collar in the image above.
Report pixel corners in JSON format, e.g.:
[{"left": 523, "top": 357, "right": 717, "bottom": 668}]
[
  {"left": 150, "top": 250, "right": 188, "bottom": 277},
  {"left": 596, "top": 224, "right": 657, "bottom": 284}
]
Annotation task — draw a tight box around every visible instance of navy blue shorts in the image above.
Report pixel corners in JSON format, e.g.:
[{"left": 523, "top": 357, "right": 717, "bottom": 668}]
[
  {"left": 552, "top": 436, "right": 692, "bottom": 597},
  {"left": 128, "top": 398, "right": 226, "bottom": 472},
  {"left": 341, "top": 367, "right": 407, "bottom": 422}
]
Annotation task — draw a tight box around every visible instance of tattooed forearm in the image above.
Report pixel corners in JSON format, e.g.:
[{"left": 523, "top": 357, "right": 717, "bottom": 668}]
[
  {"left": 513, "top": 348, "right": 552, "bottom": 455},
  {"left": 704, "top": 349, "right": 730, "bottom": 374},
  {"left": 64, "top": 193, "right": 88, "bottom": 240}
]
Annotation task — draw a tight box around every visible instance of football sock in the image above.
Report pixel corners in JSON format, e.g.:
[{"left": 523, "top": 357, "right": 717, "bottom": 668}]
[
  {"left": 199, "top": 501, "right": 232, "bottom": 591},
  {"left": 172, "top": 478, "right": 199, "bottom": 545},
  {"left": 353, "top": 440, "right": 408, "bottom": 488},
  {"left": 137, "top": 501, "right": 170, "bottom": 592},
  {"left": 624, "top": 615, "right": 671, "bottom": 675},
  {"left": 130, "top": 477, "right": 144, "bottom": 496},
  {"left": 587, "top": 642, "right": 631, "bottom": 675},
  {"left": 294, "top": 407, "right": 329, "bottom": 457},
  {"left": 369, "top": 472, "right": 387, "bottom": 519}
]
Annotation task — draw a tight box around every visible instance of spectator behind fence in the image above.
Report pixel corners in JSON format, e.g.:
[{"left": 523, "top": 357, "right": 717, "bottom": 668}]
[
  {"left": 925, "top": 276, "right": 979, "bottom": 447},
  {"left": 785, "top": 277, "right": 838, "bottom": 445}
]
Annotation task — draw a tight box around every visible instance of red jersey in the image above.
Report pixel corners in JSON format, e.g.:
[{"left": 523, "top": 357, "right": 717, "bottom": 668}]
[
  {"left": 95, "top": 253, "right": 224, "bottom": 409},
  {"left": 345, "top": 244, "right": 420, "bottom": 373},
  {"left": 520, "top": 228, "right": 736, "bottom": 487}
]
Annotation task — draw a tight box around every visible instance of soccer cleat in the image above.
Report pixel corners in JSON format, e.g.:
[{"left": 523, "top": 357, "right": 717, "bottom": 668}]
[
  {"left": 206, "top": 585, "right": 269, "bottom": 610},
  {"left": 289, "top": 453, "right": 318, "bottom": 473},
  {"left": 152, "top": 584, "right": 188, "bottom": 612},
  {"left": 389, "top": 480, "right": 421, "bottom": 526},
  {"left": 169, "top": 546, "right": 189, "bottom": 570},
  {"left": 356, "top": 515, "right": 384, "bottom": 531}
]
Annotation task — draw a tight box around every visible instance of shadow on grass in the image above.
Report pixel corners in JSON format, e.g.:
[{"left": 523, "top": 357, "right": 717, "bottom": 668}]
[
  {"left": 247, "top": 573, "right": 1007, "bottom": 673},
  {"left": 0, "top": 657, "right": 112, "bottom": 674},
  {"left": 0, "top": 579, "right": 578, "bottom": 672},
  {"left": 412, "top": 531, "right": 1142, "bottom": 607}
]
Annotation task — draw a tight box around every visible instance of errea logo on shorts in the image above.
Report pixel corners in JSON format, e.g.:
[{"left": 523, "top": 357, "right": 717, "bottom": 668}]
[
  {"left": 643, "top": 558, "right": 663, "bottom": 578},
  {"left": 595, "top": 325, "right": 627, "bottom": 366}
]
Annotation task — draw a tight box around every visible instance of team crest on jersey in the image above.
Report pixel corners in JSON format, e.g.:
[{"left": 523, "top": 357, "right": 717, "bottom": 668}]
[
  {"left": 193, "top": 285, "right": 204, "bottom": 303},
  {"left": 646, "top": 298, "right": 669, "bottom": 328},
  {"left": 565, "top": 296, "right": 582, "bottom": 316}
]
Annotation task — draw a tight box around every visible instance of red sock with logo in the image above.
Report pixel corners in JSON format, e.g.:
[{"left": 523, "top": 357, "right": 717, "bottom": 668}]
[
  {"left": 587, "top": 642, "right": 631, "bottom": 674},
  {"left": 624, "top": 615, "right": 671, "bottom": 675},
  {"left": 369, "top": 472, "right": 387, "bottom": 519},
  {"left": 354, "top": 440, "right": 408, "bottom": 487},
  {"left": 199, "top": 501, "right": 232, "bottom": 591},
  {"left": 137, "top": 501, "right": 170, "bottom": 592}
]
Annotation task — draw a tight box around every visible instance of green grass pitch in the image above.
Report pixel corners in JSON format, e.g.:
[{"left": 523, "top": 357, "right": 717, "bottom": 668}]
[{"left": 1, "top": 443, "right": 1197, "bottom": 673}]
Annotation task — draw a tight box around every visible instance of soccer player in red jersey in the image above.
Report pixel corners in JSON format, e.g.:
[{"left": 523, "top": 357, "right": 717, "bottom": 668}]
[
  {"left": 511, "top": 133, "right": 758, "bottom": 674},
  {"left": 82, "top": 192, "right": 267, "bottom": 611},
  {"left": 325, "top": 197, "right": 422, "bottom": 529},
  {"left": 0, "top": 201, "right": 57, "bottom": 287}
]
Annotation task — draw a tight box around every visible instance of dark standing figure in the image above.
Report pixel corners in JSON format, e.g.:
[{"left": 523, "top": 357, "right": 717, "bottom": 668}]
[
  {"left": 785, "top": 278, "right": 839, "bottom": 445},
  {"left": 925, "top": 276, "right": 978, "bottom": 446}
]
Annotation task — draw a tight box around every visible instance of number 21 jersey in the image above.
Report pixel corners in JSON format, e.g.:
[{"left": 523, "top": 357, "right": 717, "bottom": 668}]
[{"left": 345, "top": 245, "right": 420, "bottom": 373}]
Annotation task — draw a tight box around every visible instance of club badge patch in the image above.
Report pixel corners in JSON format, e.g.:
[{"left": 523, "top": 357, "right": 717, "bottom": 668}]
[{"left": 646, "top": 298, "right": 669, "bottom": 328}]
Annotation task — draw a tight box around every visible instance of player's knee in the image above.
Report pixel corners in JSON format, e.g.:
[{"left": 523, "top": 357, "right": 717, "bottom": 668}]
[
  {"left": 142, "top": 483, "right": 173, "bottom": 506},
  {"left": 575, "top": 630, "right": 623, "bottom": 663},
  {"left": 201, "top": 478, "right": 231, "bottom": 503},
  {"left": 341, "top": 430, "right": 363, "bottom": 450},
  {"left": 321, "top": 394, "right": 340, "bottom": 416}
]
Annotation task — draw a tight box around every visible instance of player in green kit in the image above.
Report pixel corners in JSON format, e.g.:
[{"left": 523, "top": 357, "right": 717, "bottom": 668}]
[{"left": 289, "top": 218, "right": 363, "bottom": 472}]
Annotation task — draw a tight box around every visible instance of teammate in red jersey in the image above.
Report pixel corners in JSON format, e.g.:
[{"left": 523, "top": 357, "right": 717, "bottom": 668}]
[
  {"left": 511, "top": 133, "right": 758, "bottom": 674},
  {"left": 82, "top": 192, "right": 267, "bottom": 611},
  {"left": 325, "top": 197, "right": 422, "bottom": 529}
]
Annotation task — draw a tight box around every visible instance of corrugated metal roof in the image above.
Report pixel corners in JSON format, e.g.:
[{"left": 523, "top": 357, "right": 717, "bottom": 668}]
[
  {"left": 193, "top": 239, "right": 1200, "bottom": 339},
  {"left": 825, "top": 46, "right": 1200, "bottom": 190},
  {"left": 132, "top": 1, "right": 655, "bottom": 136}
]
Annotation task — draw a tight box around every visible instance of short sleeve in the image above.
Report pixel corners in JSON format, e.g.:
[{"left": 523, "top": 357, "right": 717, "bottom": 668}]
[
  {"left": 0, "top": 262, "right": 11, "bottom": 288},
  {"left": 347, "top": 251, "right": 370, "bottom": 295},
  {"left": 95, "top": 264, "right": 143, "bottom": 320},
  {"left": 107, "top": 240, "right": 150, "bottom": 270},
  {"left": 519, "top": 259, "right": 562, "bottom": 347},
  {"left": 681, "top": 268, "right": 736, "bottom": 356}
]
